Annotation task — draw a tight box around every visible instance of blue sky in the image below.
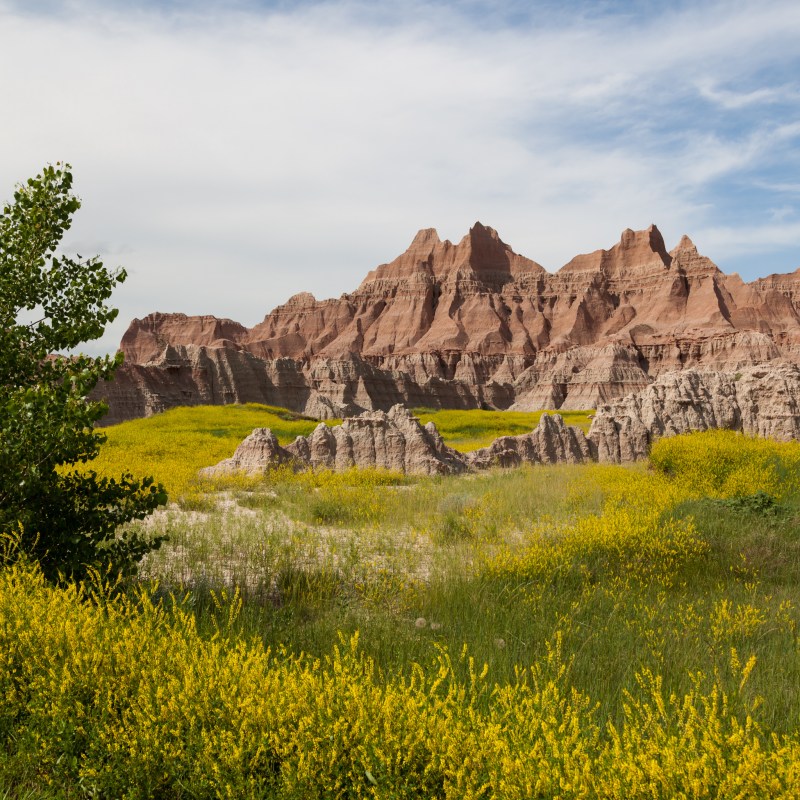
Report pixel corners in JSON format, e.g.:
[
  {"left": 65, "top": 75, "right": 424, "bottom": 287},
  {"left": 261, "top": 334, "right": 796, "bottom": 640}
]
[{"left": 1, "top": 0, "right": 799, "bottom": 354}]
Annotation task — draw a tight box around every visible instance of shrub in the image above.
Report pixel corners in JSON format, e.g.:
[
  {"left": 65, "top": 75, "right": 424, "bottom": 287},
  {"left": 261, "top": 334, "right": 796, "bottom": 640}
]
[
  {"left": 0, "top": 164, "right": 165, "bottom": 581},
  {"left": 649, "top": 430, "right": 800, "bottom": 500}
]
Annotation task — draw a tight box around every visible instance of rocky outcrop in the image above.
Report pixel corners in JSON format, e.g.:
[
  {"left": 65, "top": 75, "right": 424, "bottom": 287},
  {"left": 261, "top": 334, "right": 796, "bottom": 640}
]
[
  {"left": 466, "top": 413, "right": 596, "bottom": 469},
  {"left": 588, "top": 364, "right": 800, "bottom": 462},
  {"left": 202, "top": 428, "right": 294, "bottom": 474},
  {"left": 201, "top": 405, "right": 596, "bottom": 477},
  {"left": 201, "top": 406, "right": 470, "bottom": 476},
  {"left": 283, "top": 406, "right": 470, "bottom": 475},
  {"left": 98, "top": 223, "right": 800, "bottom": 424},
  {"left": 201, "top": 365, "right": 800, "bottom": 477}
]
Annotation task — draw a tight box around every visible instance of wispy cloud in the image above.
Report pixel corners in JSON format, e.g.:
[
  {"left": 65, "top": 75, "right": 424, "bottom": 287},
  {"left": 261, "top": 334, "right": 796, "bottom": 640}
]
[
  {"left": 1, "top": 0, "right": 799, "bottom": 353},
  {"left": 697, "top": 81, "right": 785, "bottom": 110}
]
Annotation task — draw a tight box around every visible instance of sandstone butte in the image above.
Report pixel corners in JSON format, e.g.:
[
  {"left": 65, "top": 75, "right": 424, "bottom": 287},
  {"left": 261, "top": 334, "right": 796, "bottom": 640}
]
[{"left": 96, "top": 222, "right": 800, "bottom": 425}]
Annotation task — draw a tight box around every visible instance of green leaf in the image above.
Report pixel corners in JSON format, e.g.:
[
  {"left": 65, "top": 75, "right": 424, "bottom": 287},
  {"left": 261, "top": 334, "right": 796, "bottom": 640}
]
[{"left": 0, "top": 164, "right": 166, "bottom": 583}]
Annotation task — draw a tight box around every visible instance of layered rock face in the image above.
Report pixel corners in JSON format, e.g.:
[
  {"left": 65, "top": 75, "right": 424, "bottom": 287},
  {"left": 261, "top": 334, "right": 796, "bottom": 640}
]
[
  {"left": 98, "top": 223, "right": 800, "bottom": 424},
  {"left": 202, "top": 365, "right": 800, "bottom": 477},
  {"left": 589, "top": 363, "right": 800, "bottom": 462}
]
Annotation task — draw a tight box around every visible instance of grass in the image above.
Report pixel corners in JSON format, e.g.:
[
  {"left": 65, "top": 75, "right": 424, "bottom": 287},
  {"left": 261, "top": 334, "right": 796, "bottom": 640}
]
[
  {"left": 88, "top": 403, "right": 338, "bottom": 499},
  {"left": 5, "top": 412, "right": 800, "bottom": 797},
  {"left": 414, "top": 407, "right": 594, "bottom": 450},
  {"left": 88, "top": 403, "right": 593, "bottom": 502},
  {"left": 133, "top": 448, "right": 800, "bottom": 728}
]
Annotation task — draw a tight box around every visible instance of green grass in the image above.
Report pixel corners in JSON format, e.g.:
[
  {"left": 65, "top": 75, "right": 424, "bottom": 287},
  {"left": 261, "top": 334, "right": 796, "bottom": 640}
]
[
  {"left": 130, "top": 433, "right": 800, "bottom": 735},
  {"left": 89, "top": 408, "right": 800, "bottom": 729},
  {"left": 5, "top": 423, "right": 800, "bottom": 796},
  {"left": 414, "top": 407, "right": 594, "bottom": 450},
  {"left": 90, "top": 403, "right": 338, "bottom": 499},
  {"left": 90, "top": 403, "right": 594, "bottom": 500}
]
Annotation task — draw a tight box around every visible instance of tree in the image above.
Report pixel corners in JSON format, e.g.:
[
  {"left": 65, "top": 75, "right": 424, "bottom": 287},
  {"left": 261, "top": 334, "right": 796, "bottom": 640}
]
[{"left": 0, "top": 164, "right": 167, "bottom": 581}]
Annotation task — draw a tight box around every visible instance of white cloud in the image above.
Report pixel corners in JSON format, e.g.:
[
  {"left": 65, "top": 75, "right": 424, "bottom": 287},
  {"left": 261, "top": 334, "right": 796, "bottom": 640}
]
[
  {"left": 696, "top": 219, "right": 800, "bottom": 260},
  {"left": 697, "top": 81, "right": 783, "bottom": 110},
  {"left": 1, "top": 0, "right": 799, "bottom": 354}
]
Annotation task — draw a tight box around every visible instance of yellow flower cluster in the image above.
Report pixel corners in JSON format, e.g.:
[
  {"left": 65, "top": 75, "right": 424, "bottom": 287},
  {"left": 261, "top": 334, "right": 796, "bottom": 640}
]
[
  {"left": 22, "top": 413, "right": 800, "bottom": 796},
  {"left": 650, "top": 429, "right": 800, "bottom": 500},
  {"left": 1, "top": 554, "right": 798, "bottom": 798},
  {"left": 484, "top": 465, "right": 707, "bottom": 595}
]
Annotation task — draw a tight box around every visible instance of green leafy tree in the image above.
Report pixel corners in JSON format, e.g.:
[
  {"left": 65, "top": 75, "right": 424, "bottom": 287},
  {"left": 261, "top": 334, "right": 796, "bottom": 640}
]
[{"left": 0, "top": 164, "right": 167, "bottom": 581}]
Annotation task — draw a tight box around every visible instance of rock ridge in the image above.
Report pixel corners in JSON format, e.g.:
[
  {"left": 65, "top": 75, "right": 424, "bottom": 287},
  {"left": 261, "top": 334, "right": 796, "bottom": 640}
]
[
  {"left": 97, "top": 223, "right": 800, "bottom": 424},
  {"left": 201, "top": 365, "right": 800, "bottom": 477},
  {"left": 589, "top": 363, "right": 800, "bottom": 462},
  {"left": 201, "top": 405, "right": 596, "bottom": 477}
]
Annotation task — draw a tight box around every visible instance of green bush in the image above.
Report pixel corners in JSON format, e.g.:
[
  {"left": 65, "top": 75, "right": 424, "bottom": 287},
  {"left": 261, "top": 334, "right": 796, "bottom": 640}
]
[{"left": 0, "top": 165, "right": 165, "bottom": 581}]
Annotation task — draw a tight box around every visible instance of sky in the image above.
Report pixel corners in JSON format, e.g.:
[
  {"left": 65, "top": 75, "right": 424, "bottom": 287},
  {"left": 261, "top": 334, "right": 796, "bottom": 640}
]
[{"left": 2, "top": 0, "right": 800, "bottom": 355}]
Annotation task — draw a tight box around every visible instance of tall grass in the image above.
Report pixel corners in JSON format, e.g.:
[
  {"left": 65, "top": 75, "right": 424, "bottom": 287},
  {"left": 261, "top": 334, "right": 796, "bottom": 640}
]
[
  {"left": 5, "top": 416, "right": 800, "bottom": 797},
  {"left": 130, "top": 431, "right": 800, "bottom": 725}
]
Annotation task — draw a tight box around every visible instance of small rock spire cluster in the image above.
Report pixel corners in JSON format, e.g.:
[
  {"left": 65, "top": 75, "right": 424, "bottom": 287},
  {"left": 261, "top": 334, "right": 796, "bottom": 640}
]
[{"left": 201, "top": 363, "right": 800, "bottom": 476}]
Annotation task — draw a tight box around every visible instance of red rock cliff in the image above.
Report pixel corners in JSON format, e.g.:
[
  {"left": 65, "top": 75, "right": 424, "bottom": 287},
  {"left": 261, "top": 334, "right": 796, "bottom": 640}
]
[{"left": 97, "top": 223, "right": 800, "bottom": 424}]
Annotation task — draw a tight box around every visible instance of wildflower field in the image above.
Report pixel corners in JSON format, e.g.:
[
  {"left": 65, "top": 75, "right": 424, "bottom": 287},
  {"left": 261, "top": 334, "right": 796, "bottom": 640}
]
[
  {"left": 3, "top": 408, "right": 800, "bottom": 798},
  {"left": 86, "top": 404, "right": 592, "bottom": 501}
]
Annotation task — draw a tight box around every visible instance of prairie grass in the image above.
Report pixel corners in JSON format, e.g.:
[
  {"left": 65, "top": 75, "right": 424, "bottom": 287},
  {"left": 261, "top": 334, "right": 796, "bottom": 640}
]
[
  {"left": 131, "top": 443, "right": 800, "bottom": 727},
  {"left": 87, "top": 403, "right": 338, "bottom": 501},
  {"left": 4, "top": 419, "right": 800, "bottom": 797},
  {"left": 87, "top": 403, "right": 590, "bottom": 505},
  {"left": 414, "top": 407, "right": 594, "bottom": 450}
]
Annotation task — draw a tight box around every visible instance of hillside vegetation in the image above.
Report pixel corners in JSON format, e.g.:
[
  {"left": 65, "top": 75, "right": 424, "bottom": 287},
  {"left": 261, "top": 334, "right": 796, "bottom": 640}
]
[
  {"left": 413, "top": 407, "right": 594, "bottom": 450},
  {"left": 88, "top": 404, "right": 591, "bottom": 500},
  {"left": 88, "top": 404, "right": 334, "bottom": 501},
  {"left": 4, "top": 408, "right": 800, "bottom": 797}
]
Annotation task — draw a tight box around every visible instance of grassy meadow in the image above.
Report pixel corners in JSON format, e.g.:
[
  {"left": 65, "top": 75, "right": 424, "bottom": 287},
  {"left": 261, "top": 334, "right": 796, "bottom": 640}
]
[
  {"left": 413, "top": 407, "right": 594, "bottom": 450},
  {"left": 87, "top": 404, "right": 592, "bottom": 502},
  {"left": 86, "top": 403, "right": 337, "bottom": 502},
  {"left": 3, "top": 405, "right": 800, "bottom": 797}
]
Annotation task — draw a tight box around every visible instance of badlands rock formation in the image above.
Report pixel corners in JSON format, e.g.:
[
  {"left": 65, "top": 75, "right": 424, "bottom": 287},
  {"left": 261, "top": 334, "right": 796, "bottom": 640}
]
[
  {"left": 465, "top": 413, "right": 596, "bottom": 470},
  {"left": 97, "top": 223, "right": 800, "bottom": 424},
  {"left": 202, "top": 365, "right": 800, "bottom": 476},
  {"left": 202, "top": 406, "right": 598, "bottom": 477},
  {"left": 589, "top": 363, "right": 800, "bottom": 462},
  {"left": 203, "top": 405, "right": 469, "bottom": 477}
]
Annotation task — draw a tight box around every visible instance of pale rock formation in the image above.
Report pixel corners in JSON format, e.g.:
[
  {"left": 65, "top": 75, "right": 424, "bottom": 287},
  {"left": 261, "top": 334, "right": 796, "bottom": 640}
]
[
  {"left": 201, "top": 405, "right": 596, "bottom": 477},
  {"left": 200, "top": 428, "right": 292, "bottom": 475},
  {"left": 588, "top": 364, "right": 800, "bottom": 462},
  {"left": 283, "top": 406, "right": 469, "bottom": 475},
  {"left": 201, "top": 365, "right": 800, "bottom": 477},
  {"left": 203, "top": 405, "right": 470, "bottom": 476},
  {"left": 467, "top": 413, "right": 596, "bottom": 469}
]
